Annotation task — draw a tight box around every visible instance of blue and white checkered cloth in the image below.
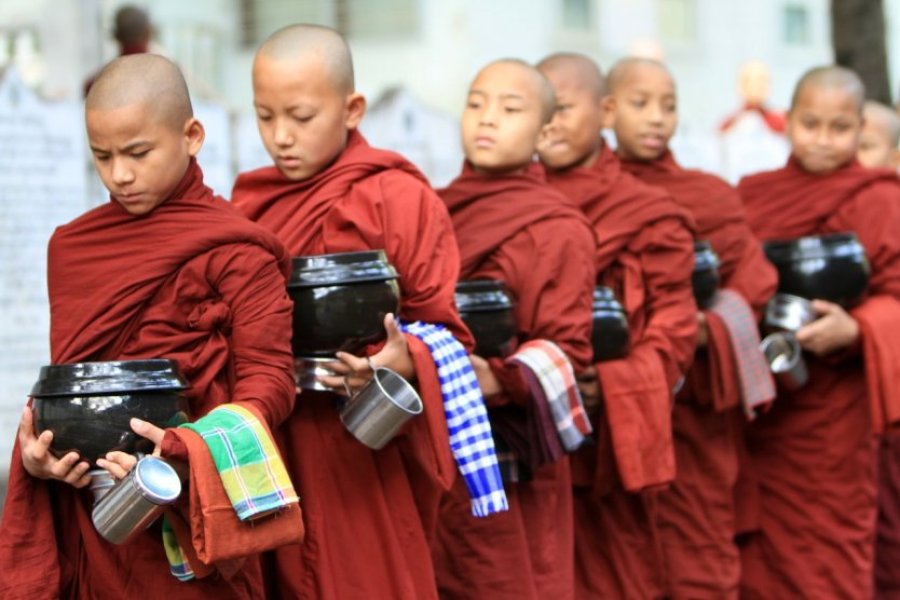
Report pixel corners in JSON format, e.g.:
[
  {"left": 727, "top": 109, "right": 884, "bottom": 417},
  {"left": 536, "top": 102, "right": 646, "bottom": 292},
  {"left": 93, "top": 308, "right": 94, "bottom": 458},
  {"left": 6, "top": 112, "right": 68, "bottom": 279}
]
[{"left": 401, "top": 321, "right": 508, "bottom": 517}]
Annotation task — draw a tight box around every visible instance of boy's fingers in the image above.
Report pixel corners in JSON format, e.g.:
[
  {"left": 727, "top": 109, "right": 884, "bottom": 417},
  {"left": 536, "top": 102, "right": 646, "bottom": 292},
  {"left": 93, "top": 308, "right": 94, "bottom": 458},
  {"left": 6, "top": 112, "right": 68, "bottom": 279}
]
[
  {"left": 334, "top": 352, "right": 370, "bottom": 373},
  {"left": 97, "top": 458, "right": 131, "bottom": 480},
  {"left": 17, "top": 406, "right": 37, "bottom": 446},
  {"left": 130, "top": 418, "right": 165, "bottom": 446},
  {"left": 49, "top": 452, "right": 80, "bottom": 479},
  {"left": 62, "top": 461, "right": 91, "bottom": 486}
]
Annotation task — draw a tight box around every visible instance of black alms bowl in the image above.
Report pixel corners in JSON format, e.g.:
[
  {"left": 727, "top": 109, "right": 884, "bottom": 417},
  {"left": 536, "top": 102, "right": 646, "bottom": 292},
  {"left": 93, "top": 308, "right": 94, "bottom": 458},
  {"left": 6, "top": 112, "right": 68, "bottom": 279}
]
[
  {"left": 592, "top": 286, "right": 630, "bottom": 361},
  {"left": 455, "top": 280, "right": 518, "bottom": 358},
  {"left": 764, "top": 232, "right": 870, "bottom": 306},
  {"left": 31, "top": 359, "right": 190, "bottom": 464},
  {"left": 288, "top": 250, "right": 401, "bottom": 358},
  {"left": 693, "top": 240, "right": 721, "bottom": 309}
]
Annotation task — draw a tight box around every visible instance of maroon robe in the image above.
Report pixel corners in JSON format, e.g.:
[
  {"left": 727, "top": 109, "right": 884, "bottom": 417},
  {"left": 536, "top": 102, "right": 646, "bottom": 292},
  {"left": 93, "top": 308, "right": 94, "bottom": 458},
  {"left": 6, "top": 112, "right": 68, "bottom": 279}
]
[
  {"left": 232, "top": 130, "right": 473, "bottom": 600},
  {"left": 623, "top": 151, "right": 778, "bottom": 598},
  {"left": 546, "top": 143, "right": 698, "bottom": 598},
  {"left": 0, "top": 160, "right": 295, "bottom": 599},
  {"left": 434, "top": 161, "right": 595, "bottom": 599},
  {"left": 739, "top": 157, "right": 900, "bottom": 599}
]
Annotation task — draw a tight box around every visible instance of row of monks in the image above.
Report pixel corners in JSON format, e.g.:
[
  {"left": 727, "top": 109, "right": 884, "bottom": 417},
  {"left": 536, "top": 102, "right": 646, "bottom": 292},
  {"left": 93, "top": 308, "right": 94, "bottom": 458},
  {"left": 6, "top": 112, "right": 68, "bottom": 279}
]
[{"left": 3, "top": 22, "right": 900, "bottom": 600}]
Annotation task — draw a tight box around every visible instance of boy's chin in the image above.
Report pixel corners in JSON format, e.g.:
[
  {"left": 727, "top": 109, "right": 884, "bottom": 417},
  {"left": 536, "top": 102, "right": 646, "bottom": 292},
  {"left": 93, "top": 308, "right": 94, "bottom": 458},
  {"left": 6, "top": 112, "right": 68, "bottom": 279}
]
[{"left": 796, "top": 155, "right": 852, "bottom": 175}]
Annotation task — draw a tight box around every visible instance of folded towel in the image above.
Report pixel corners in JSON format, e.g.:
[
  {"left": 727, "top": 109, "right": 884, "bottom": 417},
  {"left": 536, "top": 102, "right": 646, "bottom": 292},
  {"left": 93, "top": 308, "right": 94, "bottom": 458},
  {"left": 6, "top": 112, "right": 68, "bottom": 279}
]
[
  {"left": 708, "top": 289, "right": 776, "bottom": 419},
  {"left": 400, "top": 321, "right": 508, "bottom": 517},
  {"left": 508, "top": 339, "right": 593, "bottom": 451},
  {"left": 163, "top": 403, "right": 303, "bottom": 581},
  {"left": 182, "top": 404, "right": 299, "bottom": 521}
]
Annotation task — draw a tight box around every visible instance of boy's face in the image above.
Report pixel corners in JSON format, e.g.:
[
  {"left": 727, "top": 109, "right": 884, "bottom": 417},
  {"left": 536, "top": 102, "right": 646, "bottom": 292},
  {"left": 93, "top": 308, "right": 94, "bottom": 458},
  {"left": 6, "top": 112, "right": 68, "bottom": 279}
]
[
  {"left": 537, "top": 66, "right": 605, "bottom": 170},
  {"left": 608, "top": 64, "right": 677, "bottom": 162},
  {"left": 86, "top": 102, "right": 203, "bottom": 216},
  {"left": 461, "top": 63, "right": 547, "bottom": 174},
  {"left": 253, "top": 54, "right": 364, "bottom": 181},
  {"left": 857, "top": 114, "right": 898, "bottom": 169},
  {"left": 787, "top": 85, "right": 862, "bottom": 174}
]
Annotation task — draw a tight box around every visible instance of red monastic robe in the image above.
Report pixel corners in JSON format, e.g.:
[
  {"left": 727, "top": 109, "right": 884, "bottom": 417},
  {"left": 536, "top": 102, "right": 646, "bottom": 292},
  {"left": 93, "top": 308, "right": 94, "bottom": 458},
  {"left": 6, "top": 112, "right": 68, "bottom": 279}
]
[
  {"left": 877, "top": 430, "right": 900, "bottom": 598},
  {"left": 546, "top": 143, "right": 698, "bottom": 599},
  {"left": 623, "top": 151, "right": 778, "bottom": 598},
  {"left": 433, "top": 162, "right": 596, "bottom": 599},
  {"left": 739, "top": 157, "right": 900, "bottom": 599},
  {"left": 0, "top": 160, "right": 296, "bottom": 599},
  {"left": 232, "top": 130, "right": 473, "bottom": 600}
]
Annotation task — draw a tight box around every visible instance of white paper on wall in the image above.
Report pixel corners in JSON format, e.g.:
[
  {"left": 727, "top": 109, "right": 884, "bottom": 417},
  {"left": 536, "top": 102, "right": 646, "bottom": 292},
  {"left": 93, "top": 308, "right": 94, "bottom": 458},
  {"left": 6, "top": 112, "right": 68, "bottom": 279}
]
[{"left": 0, "top": 68, "right": 87, "bottom": 476}]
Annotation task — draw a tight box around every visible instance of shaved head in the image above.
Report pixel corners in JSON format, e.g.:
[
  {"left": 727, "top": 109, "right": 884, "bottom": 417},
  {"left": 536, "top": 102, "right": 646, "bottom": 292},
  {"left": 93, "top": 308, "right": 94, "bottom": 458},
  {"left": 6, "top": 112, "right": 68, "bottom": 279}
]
[
  {"left": 864, "top": 100, "right": 900, "bottom": 147},
  {"left": 536, "top": 53, "right": 606, "bottom": 99},
  {"left": 113, "top": 5, "right": 151, "bottom": 46},
  {"left": 257, "top": 24, "right": 354, "bottom": 96},
  {"left": 606, "top": 57, "right": 673, "bottom": 94},
  {"left": 791, "top": 66, "right": 865, "bottom": 113},
  {"left": 85, "top": 54, "right": 192, "bottom": 130},
  {"left": 477, "top": 58, "right": 557, "bottom": 123}
]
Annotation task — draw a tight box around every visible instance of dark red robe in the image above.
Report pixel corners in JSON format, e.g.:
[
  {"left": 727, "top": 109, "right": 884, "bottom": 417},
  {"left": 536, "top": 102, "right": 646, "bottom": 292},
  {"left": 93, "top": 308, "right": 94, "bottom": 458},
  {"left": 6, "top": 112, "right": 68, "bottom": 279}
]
[
  {"left": 623, "top": 151, "right": 778, "bottom": 598},
  {"left": 0, "top": 159, "right": 296, "bottom": 599},
  {"left": 739, "top": 157, "right": 900, "bottom": 599},
  {"left": 546, "top": 143, "right": 698, "bottom": 598},
  {"left": 434, "top": 161, "right": 595, "bottom": 599},
  {"left": 232, "top": 130, "right": 473, "bottom": 600}
]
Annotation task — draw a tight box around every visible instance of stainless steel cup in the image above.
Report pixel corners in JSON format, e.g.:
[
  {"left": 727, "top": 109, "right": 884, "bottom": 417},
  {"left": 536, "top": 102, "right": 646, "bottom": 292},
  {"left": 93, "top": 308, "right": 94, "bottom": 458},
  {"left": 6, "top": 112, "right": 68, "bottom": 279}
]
[
  {"left": 339, "top": 366, "right": 423, "bottom": 450},
  {"left": 764, "top": 293, "right": 816, "bottom": 333},
  {"left": 87, "top": 469, "right": 117, "bottom": 503},
  {"left": 91, "top": 456, "right": 182, "bottom": 545},
  {"left": 760, "top": 332, "right": 808, "bottom": 391}
]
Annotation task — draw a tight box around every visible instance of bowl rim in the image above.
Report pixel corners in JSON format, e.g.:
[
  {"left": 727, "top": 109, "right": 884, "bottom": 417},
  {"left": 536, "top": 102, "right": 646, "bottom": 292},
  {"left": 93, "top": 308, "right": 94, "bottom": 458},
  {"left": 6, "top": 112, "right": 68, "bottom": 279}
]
[{"left": 31, "top": 359, "right": 189, "bottom": 398}]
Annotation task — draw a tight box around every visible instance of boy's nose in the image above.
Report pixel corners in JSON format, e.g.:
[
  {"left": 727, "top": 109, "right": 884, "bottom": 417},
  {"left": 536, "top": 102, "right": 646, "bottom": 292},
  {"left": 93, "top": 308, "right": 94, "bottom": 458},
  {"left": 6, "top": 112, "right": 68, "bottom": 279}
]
[
  {"left": 111, "top": 159, "right": 135, "bottom": 186},
  {"left": 274, "top": 121, "right": 295, "bottom": 147}
]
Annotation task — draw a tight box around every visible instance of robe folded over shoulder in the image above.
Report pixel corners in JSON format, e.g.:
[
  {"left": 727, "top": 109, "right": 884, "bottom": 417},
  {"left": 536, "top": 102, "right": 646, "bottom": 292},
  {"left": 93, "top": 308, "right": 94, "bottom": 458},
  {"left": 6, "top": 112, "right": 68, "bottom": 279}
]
[
  {"left": 232, "top": 130, "right": 473, "bottom": 600},
  {"left": 433, "top": 161, "right": 596, "bottom": 599},
  {"left": 739, "top": 158, "right": 900, "bottom": 599},
  {"left": 548, "top": 144, "right": 697, "bottom": 493},
  {"left": 623, "top": 151, "right": 777, "bottom": 599},
  {"left": 623, "top": 151, "right": 777, "bottom": 412},
  {"left": 546, "top": 143, "right": 697, "bottom": 600},
  {"left": 0, "top": 159, "right": 296, "bottom": 600}
]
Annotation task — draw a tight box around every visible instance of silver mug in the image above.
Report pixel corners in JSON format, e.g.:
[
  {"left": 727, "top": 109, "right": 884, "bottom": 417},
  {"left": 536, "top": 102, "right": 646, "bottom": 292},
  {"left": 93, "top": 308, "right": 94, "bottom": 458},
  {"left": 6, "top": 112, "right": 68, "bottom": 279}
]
[
  {"left": 92, "top": 455, "right": 182, "bottom": 545},
  {"left": 764, "top": 293, "right": 816, "bottom": 333},
  {"left": 339, "top": 366, "right": 423, "bottom": 450},
  {"left": 760, "top": 332, "right": 808, "bottom": 391}
]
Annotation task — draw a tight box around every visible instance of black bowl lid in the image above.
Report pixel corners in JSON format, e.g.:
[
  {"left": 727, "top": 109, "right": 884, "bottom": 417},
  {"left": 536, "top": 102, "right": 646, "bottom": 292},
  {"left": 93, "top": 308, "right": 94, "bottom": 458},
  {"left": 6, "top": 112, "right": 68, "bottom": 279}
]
[
  {"left": 764, "top": 232, "right": 865, "bottom": 263},
  {"left": 289, "top": 250, "right": 399, "bottom": 288},
  {"left": 455, "top": 279, "right": 514, "bottom": 312},
  {"left": 593, "top": 285, "right": 617, "bottom": 302},
  {"left": 693, "top": 239, "right": 720, "bottom": 271},
  {"left": 31, "top": 359, "right": 189, "bottom": 397}
]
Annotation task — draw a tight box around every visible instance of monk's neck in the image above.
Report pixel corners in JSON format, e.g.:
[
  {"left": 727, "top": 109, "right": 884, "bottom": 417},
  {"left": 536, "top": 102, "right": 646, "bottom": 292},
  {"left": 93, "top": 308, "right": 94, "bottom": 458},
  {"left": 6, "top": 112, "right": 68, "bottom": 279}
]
[{"left": 469, "top": 163, "right": 529, "bottom": 177}]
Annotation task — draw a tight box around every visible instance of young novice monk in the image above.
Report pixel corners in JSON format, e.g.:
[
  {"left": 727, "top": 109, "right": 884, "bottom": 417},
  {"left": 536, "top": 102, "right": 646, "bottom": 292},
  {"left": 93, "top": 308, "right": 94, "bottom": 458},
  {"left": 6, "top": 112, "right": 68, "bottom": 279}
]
[
  {"left": 0, "top": 54, "right": 297, "bottom": 599},
  {"left": 606, "top": 57, "right": 778, "bottom": 599},
  {"left": 857, "top": 99, "right": 900, "bottom": 600},
  {"left": 232, "top": 25, "right": 504, "bottom": 600},
  {"left": 858, "top": 100, "right": 900, "bottom": 171},
  {"left": 433, "top": 58, "right": 596, "bottom": 599},
  {"left": 739, "top": 66, "right": 900, "bottom": 599},
  {"left": 536, "top": 52, "right": 698, "bottom": 599}
]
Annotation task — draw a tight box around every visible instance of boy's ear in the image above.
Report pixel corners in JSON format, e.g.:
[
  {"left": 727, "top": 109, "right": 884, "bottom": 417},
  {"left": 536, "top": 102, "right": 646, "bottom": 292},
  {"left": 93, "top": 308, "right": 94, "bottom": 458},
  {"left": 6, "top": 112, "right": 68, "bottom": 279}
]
[
  {"left": 345, "top": 93, "right": 367, "bottom": 130},
  {"left": 890, "top": 148, "right": 900, "bottom": 171},
  {"left": 184, "top": 118, "right": 205, "bottom": 157},
  {"left": 600, "top": 95, "right": 616, "bottom": 130}
]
